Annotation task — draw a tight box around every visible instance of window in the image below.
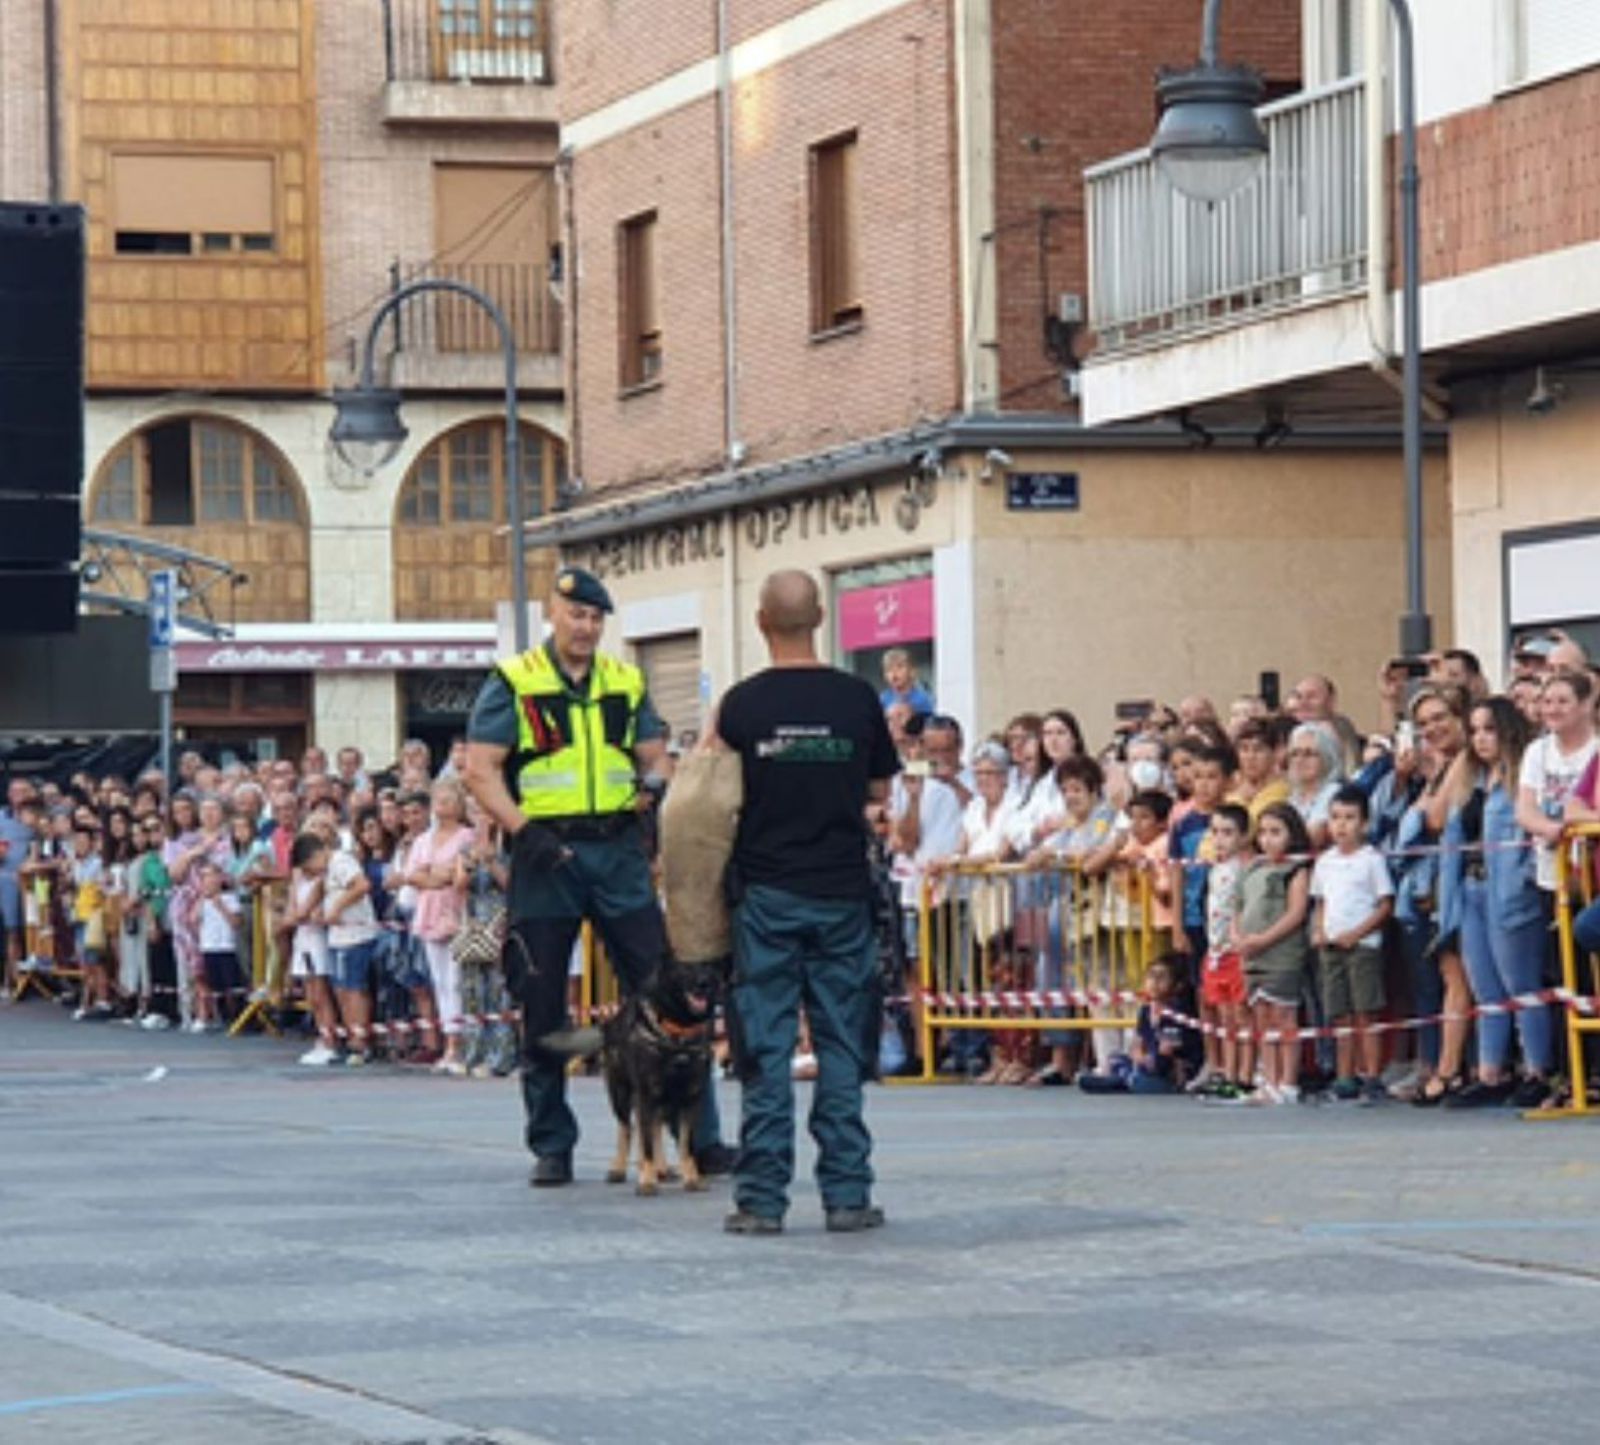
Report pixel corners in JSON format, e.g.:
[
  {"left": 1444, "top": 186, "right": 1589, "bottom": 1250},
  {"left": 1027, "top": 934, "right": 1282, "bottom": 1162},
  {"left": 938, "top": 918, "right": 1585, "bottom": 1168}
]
[
  {"left": 110, "top": 153, "right": 276, "bottom": 258},
  {"left": 618, "top": 211, "right": 661, "bottom": 389},
  {"left": 1506, "top": 0, "right": 1600, "bottom": 87},
  {"left": 196, "top": 423, "right": 246, "bottom": 522},
  {"left": 432, "top": 0, "right": 546, "bottom": 81},
  {"left": 91, "top": 418, "right": 302, "bottom": 528},
  {"left": 810, "top": 132, "right": 862, "bottom": 334},
  {"left": 396, "top": 421, "right": 559, "bottom": 528}
]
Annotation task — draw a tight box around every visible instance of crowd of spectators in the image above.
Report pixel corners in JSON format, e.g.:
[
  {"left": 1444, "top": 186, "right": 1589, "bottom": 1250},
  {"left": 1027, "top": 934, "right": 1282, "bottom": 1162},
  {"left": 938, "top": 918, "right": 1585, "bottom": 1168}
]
[
  {"left": 877, "top": 636, "right": 1600, "bottom": 1109},
  {"left": 0, "top": 739, "right": 521, "bottom": 1078}
]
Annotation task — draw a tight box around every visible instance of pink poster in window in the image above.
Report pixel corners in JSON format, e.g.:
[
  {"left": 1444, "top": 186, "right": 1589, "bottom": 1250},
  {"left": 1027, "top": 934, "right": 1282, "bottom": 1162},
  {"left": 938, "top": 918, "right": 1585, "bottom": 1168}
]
[{"left": 838, "top": 578, "right": 935, "bottom": 652}]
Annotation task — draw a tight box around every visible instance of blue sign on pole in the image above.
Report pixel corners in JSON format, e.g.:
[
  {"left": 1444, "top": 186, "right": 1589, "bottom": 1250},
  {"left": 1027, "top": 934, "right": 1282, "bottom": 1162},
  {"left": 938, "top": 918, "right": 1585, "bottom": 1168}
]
[{"left": 148, "top": 570, "right": 176, "bottom": 651}]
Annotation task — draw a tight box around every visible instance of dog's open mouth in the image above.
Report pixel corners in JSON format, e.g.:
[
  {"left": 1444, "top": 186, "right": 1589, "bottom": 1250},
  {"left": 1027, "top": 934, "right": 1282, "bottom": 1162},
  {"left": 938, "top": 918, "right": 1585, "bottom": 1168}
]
[{"left": 684, "top": 992, "right": 710, "bottom": 1014}]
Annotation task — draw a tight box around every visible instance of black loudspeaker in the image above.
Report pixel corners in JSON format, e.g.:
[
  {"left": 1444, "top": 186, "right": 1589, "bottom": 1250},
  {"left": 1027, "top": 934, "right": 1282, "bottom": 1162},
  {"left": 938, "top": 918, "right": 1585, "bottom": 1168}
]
[{"left": 0, "top": 202, "right": 85, "bottom": 634}]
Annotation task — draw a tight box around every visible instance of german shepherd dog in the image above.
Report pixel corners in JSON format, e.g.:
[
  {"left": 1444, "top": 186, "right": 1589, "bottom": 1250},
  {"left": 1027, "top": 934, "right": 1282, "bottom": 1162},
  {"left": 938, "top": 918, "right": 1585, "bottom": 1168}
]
[{"left": 544, "top": 959, "right": 721, "bottom": 1196}]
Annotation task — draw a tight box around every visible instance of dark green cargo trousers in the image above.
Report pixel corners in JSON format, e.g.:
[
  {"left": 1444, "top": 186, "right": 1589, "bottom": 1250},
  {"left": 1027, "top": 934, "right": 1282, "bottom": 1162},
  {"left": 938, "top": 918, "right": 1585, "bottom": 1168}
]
[{"left": 730, "top": 883, "right": 878, "bottom": 1220}]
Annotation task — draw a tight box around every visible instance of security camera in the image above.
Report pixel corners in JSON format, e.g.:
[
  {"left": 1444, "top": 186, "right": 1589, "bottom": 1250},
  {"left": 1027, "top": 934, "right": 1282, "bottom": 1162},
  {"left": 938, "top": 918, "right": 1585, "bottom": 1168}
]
[
  {"left": 1526, "top": 365, "right": 1564, "bottom": 416},
  {"left": 978, "top": 447, "right": 1013, "bottom": 483}
]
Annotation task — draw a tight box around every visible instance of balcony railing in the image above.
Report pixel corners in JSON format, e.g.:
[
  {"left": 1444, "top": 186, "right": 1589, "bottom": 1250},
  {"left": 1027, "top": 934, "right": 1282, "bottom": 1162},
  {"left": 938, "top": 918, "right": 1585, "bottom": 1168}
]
[
  {"left": 1086, "top": 77, "right": 1367, "bottom": 355},
  {"left": 388, "top": 261, "right": 561, "bottom": 359},
  {"left": 383, "top": 0, "right": 550, "bottom": 85}
]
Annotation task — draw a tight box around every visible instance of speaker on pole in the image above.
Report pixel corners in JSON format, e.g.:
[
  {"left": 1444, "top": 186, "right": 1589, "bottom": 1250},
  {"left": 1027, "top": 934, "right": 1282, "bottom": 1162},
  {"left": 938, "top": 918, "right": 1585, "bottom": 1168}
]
[{"left": 0, "top": 201, "right": 85, "bottom": 634}]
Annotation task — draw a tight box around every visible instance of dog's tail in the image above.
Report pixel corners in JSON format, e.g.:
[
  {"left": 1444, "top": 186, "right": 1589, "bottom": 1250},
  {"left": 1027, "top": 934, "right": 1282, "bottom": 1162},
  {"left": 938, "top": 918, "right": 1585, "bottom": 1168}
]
[{"left": 537, "top": 1026, "right": 604, "bottom": 1059}]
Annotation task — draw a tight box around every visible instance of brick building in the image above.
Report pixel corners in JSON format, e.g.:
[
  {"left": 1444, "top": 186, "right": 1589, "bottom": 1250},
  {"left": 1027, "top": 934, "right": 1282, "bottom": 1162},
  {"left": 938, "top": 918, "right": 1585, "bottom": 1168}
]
[
  {"left": 1083, "top": 0, "right": 1600, "bottom": 675},
  {"left": 0, "top": 0, "right": 564, "bottom": 763},
  {"left": 534, "top": 0, "right": 1441, "bottom": 744}
]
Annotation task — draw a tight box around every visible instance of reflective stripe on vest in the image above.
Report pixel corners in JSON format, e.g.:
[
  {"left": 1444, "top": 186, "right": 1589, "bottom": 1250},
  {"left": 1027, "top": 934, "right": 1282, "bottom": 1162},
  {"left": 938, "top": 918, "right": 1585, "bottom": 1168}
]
[{"left": 498, "top": 647, "right": 645, "bottom": 819}]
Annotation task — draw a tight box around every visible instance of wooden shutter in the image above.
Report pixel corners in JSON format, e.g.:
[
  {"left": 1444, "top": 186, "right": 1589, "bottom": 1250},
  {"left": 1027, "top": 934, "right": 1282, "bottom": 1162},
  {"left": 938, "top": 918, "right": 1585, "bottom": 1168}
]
[{"left": 635, "top": 633, "right": 701, "bottom": 741}]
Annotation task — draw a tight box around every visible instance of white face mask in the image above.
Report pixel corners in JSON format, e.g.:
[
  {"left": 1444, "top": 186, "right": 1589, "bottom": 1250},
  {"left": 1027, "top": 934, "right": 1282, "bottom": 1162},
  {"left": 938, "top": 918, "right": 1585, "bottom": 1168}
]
[{"left": 1127, "top": 759, "right": 1165, "bottom": 792}]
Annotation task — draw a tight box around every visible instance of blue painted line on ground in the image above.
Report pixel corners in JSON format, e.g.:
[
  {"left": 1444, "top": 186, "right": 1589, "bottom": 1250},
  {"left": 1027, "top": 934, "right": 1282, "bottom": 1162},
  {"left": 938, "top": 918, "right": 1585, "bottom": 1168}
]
[
  {"left": 0, "top": 1382, "right": 215, "bottom": 1416},
  {"left": 1304, "top": 1218, "right": 1600, "bottom": 1237}
]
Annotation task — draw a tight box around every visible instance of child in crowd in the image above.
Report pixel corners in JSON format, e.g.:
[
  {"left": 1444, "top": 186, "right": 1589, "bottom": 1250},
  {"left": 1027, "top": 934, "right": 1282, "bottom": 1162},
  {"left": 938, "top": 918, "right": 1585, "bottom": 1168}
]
[
  {"left": 1236, "top": 802, "right": 1313, "bottom": 1104},
  {"left": 191, "top": 861, "right": 241, "bottom": 1029},
  {"left": 325, "top": 824, "right": 381, "bottom": 1066},
  {"left": 69, "top": 823, "right": 111, "bottom": 1020},
  {"left": 1199, "top": 803, "right": 1251, "bottom": 1098},
  {"left": 1078, "top": 955, "right": 1200, "bottom": 1094},
  {"left": 1112, "top": 789, "right": 1174, "bottom": 958},
  {"left": 456, "top": 812, "right": 515, "bottom": 1079},
  {"left": 120, "top": 817, "right": 165, "bottom": 1025},
  {"left": 1310, "top": 785, "right": 1395, "bottom": 1102},
  {"left": 1168, "top": 743, "right": 1233, "bottom": 1085},
  {"left": 288, "top": 831, "right": 340, "bottom": 1065},
  {"left": 879, "top": 647, "right": 935, "bottom": 717}
]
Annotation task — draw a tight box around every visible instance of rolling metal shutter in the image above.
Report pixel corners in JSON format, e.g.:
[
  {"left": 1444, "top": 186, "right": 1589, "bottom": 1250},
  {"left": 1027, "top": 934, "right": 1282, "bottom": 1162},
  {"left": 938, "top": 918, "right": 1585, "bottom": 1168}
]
[
  {"left": 634, "top": 632, "right": 701, "bottom": 742},
  {"left": 1518, "top": 0, "right": 1600, "bottom": 84}
]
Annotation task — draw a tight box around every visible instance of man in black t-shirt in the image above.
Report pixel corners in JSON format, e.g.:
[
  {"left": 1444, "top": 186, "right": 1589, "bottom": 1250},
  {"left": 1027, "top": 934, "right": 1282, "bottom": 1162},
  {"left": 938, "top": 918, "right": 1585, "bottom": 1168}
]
[{"left": 715, "top": 570, "right": 899, "bottom": 1236}]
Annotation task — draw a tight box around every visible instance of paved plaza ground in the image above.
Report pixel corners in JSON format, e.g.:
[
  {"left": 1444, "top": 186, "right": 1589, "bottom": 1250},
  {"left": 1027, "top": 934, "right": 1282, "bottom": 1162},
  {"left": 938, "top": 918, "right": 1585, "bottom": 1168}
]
[{"left": 4, "top": 1004, "right": 1600, "bottom": 1444}]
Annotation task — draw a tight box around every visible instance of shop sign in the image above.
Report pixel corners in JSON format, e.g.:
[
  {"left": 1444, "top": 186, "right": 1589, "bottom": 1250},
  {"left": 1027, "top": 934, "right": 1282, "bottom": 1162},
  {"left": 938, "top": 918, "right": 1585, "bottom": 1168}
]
[
  {"left": 406, "top": 673, "right": 486, "bottom": 719},
  {"left": 838, "top": 577, "right": 935, "bottom": 651},
  {"left": 567, "top": 481, "right": 903, "bottom": 582},
  {"left": 176, "top": 640, "right": 498, "bottom": 673}
]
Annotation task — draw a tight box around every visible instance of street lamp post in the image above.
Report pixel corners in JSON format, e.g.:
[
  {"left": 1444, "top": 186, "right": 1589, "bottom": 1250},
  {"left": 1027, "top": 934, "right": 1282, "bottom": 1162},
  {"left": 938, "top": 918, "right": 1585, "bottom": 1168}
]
[
  {"left": 1153, "top": 0, "right": 1430, "bottom": 658},
  {"left": 329, "top": 278, "right": 530, "bottom": 655}
]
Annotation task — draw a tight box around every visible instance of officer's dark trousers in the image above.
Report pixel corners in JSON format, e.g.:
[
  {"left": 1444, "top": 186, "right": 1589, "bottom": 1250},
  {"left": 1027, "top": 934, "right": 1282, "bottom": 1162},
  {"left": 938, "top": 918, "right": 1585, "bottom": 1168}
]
[
  {"left": 506, "top": 838, "right": 721, "bottom": 1161},
  {"left": 732, "top": 883, "right": 877, "bottom": 1219}
]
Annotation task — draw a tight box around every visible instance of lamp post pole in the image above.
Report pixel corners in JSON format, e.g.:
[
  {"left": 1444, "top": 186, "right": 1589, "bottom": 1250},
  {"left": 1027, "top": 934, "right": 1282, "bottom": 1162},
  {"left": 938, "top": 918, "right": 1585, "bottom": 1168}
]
[
  {"left": 348, "top": 278, "right": 529, "bottom": 655},
  {"left": 1390, "top": 0, "right": 1430, "bottom": 658}
]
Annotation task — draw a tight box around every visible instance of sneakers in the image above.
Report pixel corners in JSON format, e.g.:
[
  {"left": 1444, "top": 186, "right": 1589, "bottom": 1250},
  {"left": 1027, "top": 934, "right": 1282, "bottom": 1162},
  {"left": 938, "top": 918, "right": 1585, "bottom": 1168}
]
[
  {"left": 724, "top": 1208, "right": 784, "bottom": 1235},
  {"left": 1509, "top": 1076, "right": 1552, "bottom": 1109},
  {"left": 298, "top": 1042, "right": 339, "bottom": 1066},
  {"left": 824, "top": 1204, "right": 886, "bottom": 1233},
  {"left": 140, "top": 1013, "right": 172, "bottom": 1031},
  {"left": 1329, "top": 1076, "right": 1362, "bottom": 1102},
  {"left": 345, "top": 1051, "right": 371, "bottom": 1069},
  {"left": 1358, "top": 1077, "right": 1389, "bottom": 1106}
]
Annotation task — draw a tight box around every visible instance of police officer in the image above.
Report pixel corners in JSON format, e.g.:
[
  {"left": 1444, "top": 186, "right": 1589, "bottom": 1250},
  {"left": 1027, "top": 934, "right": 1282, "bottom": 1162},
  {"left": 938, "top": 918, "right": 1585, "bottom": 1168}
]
[
  {"left": 462, "top": 566, "right": 728, "bottom": 1186},
  {"left": 715, "top": 569, "right": 900, "bottom": 1234}
]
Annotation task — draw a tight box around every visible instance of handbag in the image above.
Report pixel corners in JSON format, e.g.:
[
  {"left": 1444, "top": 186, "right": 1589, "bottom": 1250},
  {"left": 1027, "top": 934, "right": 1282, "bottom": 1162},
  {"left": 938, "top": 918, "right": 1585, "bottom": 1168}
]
[{"left": 450, "top": 909, "right": 506, "bottom": 966}]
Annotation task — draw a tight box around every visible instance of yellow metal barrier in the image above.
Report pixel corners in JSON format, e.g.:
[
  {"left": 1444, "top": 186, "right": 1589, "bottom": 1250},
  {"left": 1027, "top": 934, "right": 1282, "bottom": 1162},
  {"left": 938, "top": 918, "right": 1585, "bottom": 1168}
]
[
  {"left": 916, "top": 861, "right": 1164, "bottom": 1082},
  {"left": 230, "top": 880, "right": 293, "bottom": 1037},
  {"left": 1545, "top": 823, "right": 1600, "bottom": 1118}
]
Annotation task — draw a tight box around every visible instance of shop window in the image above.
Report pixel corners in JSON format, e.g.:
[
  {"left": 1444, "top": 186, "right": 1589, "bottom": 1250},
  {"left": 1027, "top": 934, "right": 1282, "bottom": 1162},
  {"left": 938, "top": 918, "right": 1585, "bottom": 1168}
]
[
  {"left": 243, "top": 674, "right": 308, "bottom": 711},
  {"left": 618, "top": 211, "right": 661, "bottom": 389},
  {"left": 176, "top": 674, "right": 233, "bottom": 712},
  {"left": 810, "top": 132, "right": 862, "bottom": 334},
  {"left": 91, "top": 417, "right": 304, "bottom": 528},
  {"left": 110, "top": 153, "right": 277, "bottom": 258}
]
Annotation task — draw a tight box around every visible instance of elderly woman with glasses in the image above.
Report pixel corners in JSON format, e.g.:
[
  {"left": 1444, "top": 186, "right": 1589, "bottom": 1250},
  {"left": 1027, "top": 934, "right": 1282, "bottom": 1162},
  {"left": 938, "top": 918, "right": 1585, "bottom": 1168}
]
[{"left": 1285, "top": 722, "right": 1344, "bottom": 851}]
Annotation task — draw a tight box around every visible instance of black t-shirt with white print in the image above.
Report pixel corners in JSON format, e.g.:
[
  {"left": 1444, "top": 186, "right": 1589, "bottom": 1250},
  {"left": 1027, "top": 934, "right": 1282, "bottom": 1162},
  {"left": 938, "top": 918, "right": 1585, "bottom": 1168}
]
[{"left": 718, "top": 665, "right": 899, "bottom": 900}]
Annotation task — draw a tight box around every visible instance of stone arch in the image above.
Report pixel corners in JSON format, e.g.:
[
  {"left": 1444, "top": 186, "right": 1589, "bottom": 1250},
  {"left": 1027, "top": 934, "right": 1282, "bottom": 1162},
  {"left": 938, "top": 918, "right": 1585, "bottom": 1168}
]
[
  {"left": 86, "top": 412, "right": 311, "bottom": 622},
  {"left": 392, "top": 416, "right": 565, "bottom": 621}
]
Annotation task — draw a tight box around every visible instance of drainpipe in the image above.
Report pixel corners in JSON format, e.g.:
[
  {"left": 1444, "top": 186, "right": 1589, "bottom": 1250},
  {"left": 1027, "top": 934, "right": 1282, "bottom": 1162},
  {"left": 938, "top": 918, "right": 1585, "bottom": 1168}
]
[
  {"left": 558, "top": 146, "right": 582, "bottom": 490},
  {"left": 1364, "top": 0, "right": 1391, "bottom": 357},
  {"left": 715, "top": 0, "right": 742, "bottom": 466}
]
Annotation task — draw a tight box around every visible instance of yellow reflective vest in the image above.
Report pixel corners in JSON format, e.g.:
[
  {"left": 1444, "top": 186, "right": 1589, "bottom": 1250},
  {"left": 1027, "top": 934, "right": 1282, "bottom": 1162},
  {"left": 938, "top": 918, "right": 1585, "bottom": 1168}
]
[{"left": 497, "top": 645, "right": 646, "bottom": 819}]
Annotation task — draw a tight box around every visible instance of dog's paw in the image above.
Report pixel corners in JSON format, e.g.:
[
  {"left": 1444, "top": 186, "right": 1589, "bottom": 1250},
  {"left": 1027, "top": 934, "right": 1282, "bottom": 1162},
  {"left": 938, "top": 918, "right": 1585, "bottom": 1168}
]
[
  {"left": 604, "top": 1169, "right": 627, "bottom": 1185},
  {"left": 635, "top": 1180, "right": 659, "bottom": 1198},
  {"left": 660, "top": 1165, "right": 681, "bottom": 1183},
  {"left": 682, "top": 1175, "right": 709, "bottom": 1193}
]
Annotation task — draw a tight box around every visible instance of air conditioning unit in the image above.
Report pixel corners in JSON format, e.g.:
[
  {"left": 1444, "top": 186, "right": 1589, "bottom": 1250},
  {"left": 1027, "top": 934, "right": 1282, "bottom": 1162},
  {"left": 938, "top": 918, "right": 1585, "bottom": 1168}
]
[{"left": 447, "top": 48, "right": 545, "bottom": 83}]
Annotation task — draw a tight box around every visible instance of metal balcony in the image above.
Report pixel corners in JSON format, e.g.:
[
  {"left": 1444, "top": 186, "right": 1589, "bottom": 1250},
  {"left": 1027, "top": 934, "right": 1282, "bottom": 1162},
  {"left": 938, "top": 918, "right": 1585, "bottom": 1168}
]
[
  {"left": 381, "top": 0, "right": 557, "bottom": 128},
  {"left": 384, "top": 260, "right": 562, "bottom": 392},
  {"left": 1086, "top": 77, "right": 1367, "bottom": 356}
]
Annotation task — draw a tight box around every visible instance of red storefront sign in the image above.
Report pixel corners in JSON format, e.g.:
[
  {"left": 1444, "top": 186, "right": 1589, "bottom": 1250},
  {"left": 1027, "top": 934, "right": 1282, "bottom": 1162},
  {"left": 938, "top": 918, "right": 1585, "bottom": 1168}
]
[
  {"left": 175, "top": 639, "right": 497, "bottom": 672},
  {"left": 838, "top": 577, "right": 935, "bottom": 652}
]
